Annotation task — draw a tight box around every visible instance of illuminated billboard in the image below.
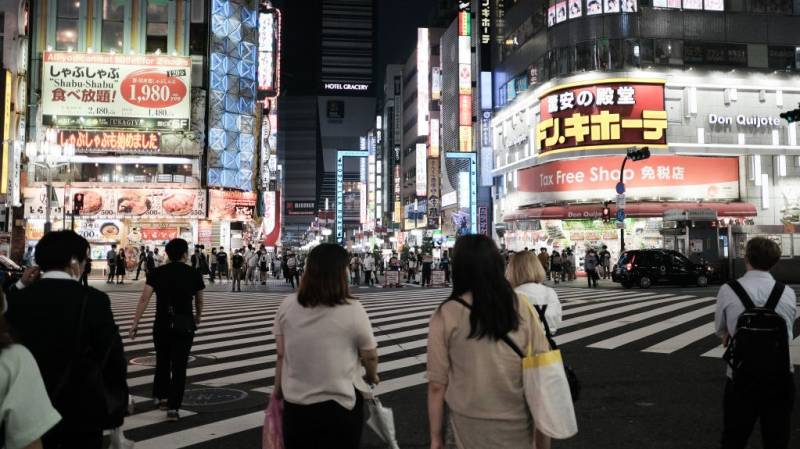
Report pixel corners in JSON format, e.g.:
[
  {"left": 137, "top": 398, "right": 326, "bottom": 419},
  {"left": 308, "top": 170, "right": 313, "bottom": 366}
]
[
  {"left": 417, "top": 28, "right": 430, "bottom": 137},
  {"left": 258, "top": 7, "right": 281, "bottom": 96}
]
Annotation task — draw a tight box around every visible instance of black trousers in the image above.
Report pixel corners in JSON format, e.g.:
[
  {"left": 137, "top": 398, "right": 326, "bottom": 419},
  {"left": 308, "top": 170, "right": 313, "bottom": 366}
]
[
  {"left": 283, "top": 392, "right": 364, "bottom": 449},
  {"left": 153, "top": 327, "right": 194, "bottom": 410},
  {"left": 364, "top": 270, "right": 373, "bottom": 285},
  {"left": 107, "top": 264, "right": 115, "bottom": 282},
  {"left": 721, "top": 376, "right": 795, "bottom": 449},
  {"left": 43, "top": 425, "right": 103, "bottom": 449}
]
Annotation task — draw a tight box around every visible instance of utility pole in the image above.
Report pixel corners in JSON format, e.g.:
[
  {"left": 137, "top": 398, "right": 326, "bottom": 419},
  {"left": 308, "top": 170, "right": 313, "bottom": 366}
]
[{"left": 616, "top": 147, "right": 651, "bottom": 253}]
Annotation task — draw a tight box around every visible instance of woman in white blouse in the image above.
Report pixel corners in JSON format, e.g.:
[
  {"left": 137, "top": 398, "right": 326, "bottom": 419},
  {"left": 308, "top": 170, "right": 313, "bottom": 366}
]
[
  {"left": 506, "top": 251, "right": 563, "bottom": 334},
  {"left": 272, "top": 243, "right": 379, "bottom": 449}
]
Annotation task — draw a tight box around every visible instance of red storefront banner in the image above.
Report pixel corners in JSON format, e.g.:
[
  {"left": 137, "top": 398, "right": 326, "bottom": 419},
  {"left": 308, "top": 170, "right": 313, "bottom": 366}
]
[
  {"left": 504, "top": 202, "right": 756, "bottom": 222},
  {"left": 57, "top": 130, "right": 160, "bottom": 154},
  {"left": 536, "top": 79, "right": 667, "bottom": 155},
  {"left": 262, "top": 191, "right": 281, "bottom": 247},
  {"left": 140, "top": 227, "right": 179, "bottom": 241},
  {"left": 459, "top": 94, "right": 472, "bottom": 126},
  {"left": 515, "top": 155, "right": 739, "bottom": 203}
]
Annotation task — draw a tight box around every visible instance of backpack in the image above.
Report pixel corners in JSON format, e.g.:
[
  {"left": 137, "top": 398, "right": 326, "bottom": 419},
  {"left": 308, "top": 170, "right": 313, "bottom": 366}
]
[{"left": 723, "top": 280, "right": 790, "bottom": 388}]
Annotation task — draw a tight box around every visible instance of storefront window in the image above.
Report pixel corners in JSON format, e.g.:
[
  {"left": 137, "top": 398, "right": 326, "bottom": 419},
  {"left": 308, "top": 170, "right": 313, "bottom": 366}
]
[
  {"left": 576, "top": 41, "right": 597, "bottom": 72},
  {"left": 655, "top": 39, "right": 682, "bottom": 65},
  {"left": 624, "top": 39, "right": 641, "bottom": 67},
  {"left": 56, "top": 0, "right": 80, "bottom": 51},
  {"left": 101, "top": 0, "right": 125, "bottom": 53},
  {"left": 34, "top": 162, "right": 198, "bottom": 185},
  {"left": 750, "top": 0, "right": 793, "bottom": 13},
  {"left": 146, "top": 0, "right": 169, "bottom": 53},
  {"left": 768, "top": 46, "right": 797, "bottom": 70},
  {"left": 557, "top": 47, "right": 574, "bottom": 76}
]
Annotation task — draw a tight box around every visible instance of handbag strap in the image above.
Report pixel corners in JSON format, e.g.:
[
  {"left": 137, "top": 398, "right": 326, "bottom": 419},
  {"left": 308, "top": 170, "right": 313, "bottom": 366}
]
[
  {"left": 447, "top": 296, "right": 525, "bottom": 358},
  {"left": 516, "top": 292, "right": 559, "bottom": 351},
  {"left": 53, "top": 292, "right": 88, "bottom": 399}
]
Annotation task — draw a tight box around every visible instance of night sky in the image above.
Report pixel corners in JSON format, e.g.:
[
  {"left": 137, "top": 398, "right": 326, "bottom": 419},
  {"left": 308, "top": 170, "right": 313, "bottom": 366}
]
[{"left": 376, "top": 0, "right": 436, "bottom": 88}]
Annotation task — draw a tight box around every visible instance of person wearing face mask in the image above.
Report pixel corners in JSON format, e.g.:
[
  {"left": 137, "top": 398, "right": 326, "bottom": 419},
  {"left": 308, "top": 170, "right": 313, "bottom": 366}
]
[{"left": 5, "top": 231, "right": 129, "bottom": 449}]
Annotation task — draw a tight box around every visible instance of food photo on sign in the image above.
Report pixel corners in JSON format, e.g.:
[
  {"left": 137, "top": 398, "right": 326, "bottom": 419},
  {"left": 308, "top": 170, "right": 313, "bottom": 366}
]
[{"left": 208, "top": 190, "right": 258, "bottom": 221}]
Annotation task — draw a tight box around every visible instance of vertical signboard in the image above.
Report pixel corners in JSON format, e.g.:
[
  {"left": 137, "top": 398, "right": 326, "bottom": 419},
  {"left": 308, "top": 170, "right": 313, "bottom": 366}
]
[
  {"left": 430, "top": 118, "right": 440, "bottom": 158},
  {"left": 360, "top": 156, "right": 368, "bottom": 224},
  {"left": 1, "top": 71, "right": 11, "bottom": 195},
  {"left": 258, "top": 7, "right": 281, "bottom": 96},
  {"left": 336, "top": 150, "right": 367, "bottom": 243},
  {"left": 416, "top": 143, "right": 427, "bottom": 197},
  {"left": 458, "top": 10, "right": 473, "bottom": 153},
  {"left": 417, "top": 28, "right": 430, "bottom": 137}
]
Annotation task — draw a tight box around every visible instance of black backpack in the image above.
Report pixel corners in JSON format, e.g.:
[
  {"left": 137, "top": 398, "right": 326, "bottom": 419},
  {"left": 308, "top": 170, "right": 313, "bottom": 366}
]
[{"left": 723, "top": 280, "right": 790, "bottom": 387}]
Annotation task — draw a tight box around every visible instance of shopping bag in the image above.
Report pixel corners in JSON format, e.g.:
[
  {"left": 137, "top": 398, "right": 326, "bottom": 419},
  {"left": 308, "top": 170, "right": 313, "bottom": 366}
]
[
  {"left": 366, "top": 396, "right": 401, "bottom": 449},
  {"left": 262, "top": 396, "right": 284, "bottom": 449},
  {"left": 521, "top": 303, "right": 578, "bottom": 439},
  {"left": 109, "top": 427, "right": 135, "bottom": 449}
]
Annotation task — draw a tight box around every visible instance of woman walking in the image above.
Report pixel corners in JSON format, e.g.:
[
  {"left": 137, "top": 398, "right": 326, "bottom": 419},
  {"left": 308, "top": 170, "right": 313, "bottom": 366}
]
[
  {"left": 550, "top": 250, "right": 563, "bottom": 285},
  {"left": 427, "top": 234, "right": 550, "bottom": 449},
  {"left": 129, "top": 238, "right": 205, "bottom": 421},
  {"left": 506, "top": 250, "right": 563, "bottom": 336},
  {"left": 115, "top": 247, "right": 127, "bottom": 284},
  {"left": 273, "top": 243, "right": 379, "bottom": 449},
  {"left": 584, "top": 248, "right": 601, "bottom": 288}
]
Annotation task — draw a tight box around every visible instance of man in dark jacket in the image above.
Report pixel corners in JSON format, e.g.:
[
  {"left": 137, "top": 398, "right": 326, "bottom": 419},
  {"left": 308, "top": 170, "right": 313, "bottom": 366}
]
[{"left": 6, "top": 231, "right": 128, "bottom": 449}]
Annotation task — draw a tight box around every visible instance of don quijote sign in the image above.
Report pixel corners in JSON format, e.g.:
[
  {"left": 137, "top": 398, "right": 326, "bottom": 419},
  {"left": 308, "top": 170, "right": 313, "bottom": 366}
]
[
  {"left": 536, "top": 79, "right": 667, "bottom": 156},
  {"left": 707, "top": 114, "right": 782, "bottom": 129},
  {"left": 42, "top": 51, "right": 192, "bottom": 130}
]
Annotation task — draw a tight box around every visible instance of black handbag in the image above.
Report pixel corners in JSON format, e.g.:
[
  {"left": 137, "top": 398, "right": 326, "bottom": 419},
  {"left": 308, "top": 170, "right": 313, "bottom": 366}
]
[{"left": 533, "top": 304, "right": 581, "bottom": 401}]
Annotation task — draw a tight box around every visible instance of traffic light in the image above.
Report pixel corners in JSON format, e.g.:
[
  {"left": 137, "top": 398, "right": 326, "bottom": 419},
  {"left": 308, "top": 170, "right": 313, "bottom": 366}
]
[
  {"left": 601, "top": 204, "right": 611, "bottom": 223},
  {"left": 73, "top": 193, "right": 84, "bottom": 215},
  {"left": 626, "top": 146, "right": 651, "bottom": 161},
  {"left": 779, "top": 105, "right": 800, "bottom": 123}
]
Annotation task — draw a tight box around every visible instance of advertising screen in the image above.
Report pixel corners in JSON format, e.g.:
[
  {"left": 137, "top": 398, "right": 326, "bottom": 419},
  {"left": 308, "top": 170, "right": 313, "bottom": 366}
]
[
  {"left": 569, "top": 0, "right": 583, "bottom": 17},
  {"left": 556, "top": 2, "right": 568, "bottom": 22},
  {"left": 536, "top": 79, "right": 667, "bottom": 156},
  {"left": 683, "top": 0, "right": 702, "bottom": 9},
  {"left": 586, "top": 0, "right": 603, "bottom": 14},
  {"left": 209, "top": 190, "right": 258, "bottom": 220},
  {"left": 547, "top": 5, "right": 556, "bottom": 26},
  {"left": 621, "top": 0, "right": 638, "bottom": 11},
  {"left": 42, "top": 52, "right": 191, "bottom": 130},
  {"left": 604, "top": 0, "right": 620, "bottom": 13}
]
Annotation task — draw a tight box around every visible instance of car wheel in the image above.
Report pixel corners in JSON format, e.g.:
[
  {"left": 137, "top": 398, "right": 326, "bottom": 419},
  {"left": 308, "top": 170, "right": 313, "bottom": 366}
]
[
  {"left": 622, "top": 282, "right": 633, "bottom": 289},
  {"left": 639, "top": 276, "right": 652, "bottom": 289},
  {"left": 696, "top": 275, "right": 708, "bottom": 287}
]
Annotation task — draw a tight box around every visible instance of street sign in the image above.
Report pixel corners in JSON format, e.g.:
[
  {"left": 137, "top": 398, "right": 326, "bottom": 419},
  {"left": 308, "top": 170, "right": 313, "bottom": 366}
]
[
  {"left": 616, "top": 194, "right": 626, "bottom": 208},
  {"left": 616, "top": 221, "right": 625, "bottom": 229},
  {"left": 616, "top": 182, "right": 625, "bottom": 194},
  {"left": 616, "top": 209, "right": 626, "bottom": 221}
]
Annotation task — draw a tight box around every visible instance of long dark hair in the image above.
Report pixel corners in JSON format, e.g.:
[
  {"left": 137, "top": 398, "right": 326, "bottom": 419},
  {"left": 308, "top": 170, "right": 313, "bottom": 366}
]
[
  {"left": 449, "top": 234, "right": 520, "bottom": 340},
  {"left": 297, "top": 244, "right": 354, "bottom": 307}
]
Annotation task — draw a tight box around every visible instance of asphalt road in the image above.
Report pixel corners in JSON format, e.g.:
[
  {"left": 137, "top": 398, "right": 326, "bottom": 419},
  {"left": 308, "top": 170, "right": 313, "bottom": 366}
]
[{"left": 100, "top": 279, "right": 800, "bottom": 449}]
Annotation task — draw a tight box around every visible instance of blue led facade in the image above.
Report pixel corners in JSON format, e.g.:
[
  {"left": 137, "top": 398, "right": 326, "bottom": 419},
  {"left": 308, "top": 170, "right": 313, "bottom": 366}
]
[{"left": 208, "top": 0, "right": 259, "bottom": 191}]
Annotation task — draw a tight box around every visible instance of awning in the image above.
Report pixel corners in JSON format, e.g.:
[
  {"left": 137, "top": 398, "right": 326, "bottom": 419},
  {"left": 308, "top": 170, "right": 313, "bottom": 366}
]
[{"left": 503, "top": 202, "right": 757, "bottom": 222}]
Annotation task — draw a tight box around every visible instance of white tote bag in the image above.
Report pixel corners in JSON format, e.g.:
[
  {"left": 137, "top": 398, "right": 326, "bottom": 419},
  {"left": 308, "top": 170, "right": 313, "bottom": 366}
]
[{"left": 521, "top": 302, "right": 578, "bottom": 439}]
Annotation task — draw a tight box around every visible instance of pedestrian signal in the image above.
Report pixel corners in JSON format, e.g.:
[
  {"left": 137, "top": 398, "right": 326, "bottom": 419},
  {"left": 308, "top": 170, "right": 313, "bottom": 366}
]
[
  {"left": 601, "top": 206, "right": 611, "bottom": 223},
  {"left": 626, "top": 147, "right": 651, "bottom": 161},
  {"left": 73, "top": 193, "right": 84, "bottom": 215}
]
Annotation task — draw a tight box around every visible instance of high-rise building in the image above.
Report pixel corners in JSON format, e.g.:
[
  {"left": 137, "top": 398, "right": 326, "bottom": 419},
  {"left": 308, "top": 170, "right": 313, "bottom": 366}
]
[
  {"left": 490, "top": 0, "right": 800, "bottom": 272},
  {"left": 275, "top": 0, "right": 377, "bottom": 245}
]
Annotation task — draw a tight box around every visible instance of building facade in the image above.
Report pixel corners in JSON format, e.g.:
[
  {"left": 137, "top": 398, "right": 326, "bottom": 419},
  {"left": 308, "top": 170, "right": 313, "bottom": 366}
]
[{"left": 490, "top": 0, "right": 800, "bottom": 272}]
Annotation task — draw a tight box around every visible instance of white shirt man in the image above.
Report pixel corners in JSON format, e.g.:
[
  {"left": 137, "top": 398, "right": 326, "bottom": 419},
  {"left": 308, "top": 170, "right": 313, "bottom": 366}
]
[{"left": 363, "top": 255, "right": 375, "bottom": 272}]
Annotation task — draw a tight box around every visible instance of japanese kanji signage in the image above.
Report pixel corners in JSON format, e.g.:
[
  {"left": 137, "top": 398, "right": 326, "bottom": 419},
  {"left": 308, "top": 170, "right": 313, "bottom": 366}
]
[
  {"left": 42, "top": 52, "right": 192, "bottom": 131},
  {"left": 209, "top": 190, "right": 258, "bottom": 221},
  {"left": 515, "top": 155, "right": 739, "bottom": 203},
  {"left": 57, "top": 130, "right": 160, "bottom": 154},
  {"left": 536, "top": 79, "right": 667, "bottom": 156}
]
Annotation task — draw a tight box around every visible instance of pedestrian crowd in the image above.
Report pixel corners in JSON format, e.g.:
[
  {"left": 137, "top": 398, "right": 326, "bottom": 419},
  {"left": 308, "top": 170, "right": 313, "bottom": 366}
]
[{"left": 0, "top": 232, "right": 795, "bottom": 449}]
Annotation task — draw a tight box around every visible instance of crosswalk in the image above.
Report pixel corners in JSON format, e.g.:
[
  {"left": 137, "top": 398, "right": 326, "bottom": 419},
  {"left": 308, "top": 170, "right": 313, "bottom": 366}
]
[{"left": 111, "top": 286, "right": 800, "bottom": 448}]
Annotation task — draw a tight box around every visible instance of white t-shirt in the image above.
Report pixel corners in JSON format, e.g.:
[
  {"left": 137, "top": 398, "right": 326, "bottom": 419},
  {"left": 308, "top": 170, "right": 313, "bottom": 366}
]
[
  {"left": 514, "top": 282, "right": 563, "bottom": 334},
  {"left": 274, "top": 294, "right": 377, "bottom": 409},
  {"left": 0, "top": 344, "right": 62, "bottom": 449},
  {"left": 363, "top": 256, "right": 375, "bottom": 271}
]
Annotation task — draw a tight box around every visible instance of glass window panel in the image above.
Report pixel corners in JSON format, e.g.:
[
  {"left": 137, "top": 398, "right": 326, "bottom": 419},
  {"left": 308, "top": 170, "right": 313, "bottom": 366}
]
[
  {"left": 103, "top": 0, "right": 124, "bottom": 20},
  {"left": 624, "top": 39, "right": 640, "bottom": 67},
  {"left": 55, "top": 18, "right": 79, "bottom": 50},
  {"left": 146, "top": 35, "right": 168, "bottom": 53},
  {"left": 576, "top": 41, "right": 597, "bottom": 71},
  {"left": 147, "top": 2, "right": 169, "bottom": 24},
  {"left": 101, "top": 20, "right": 123, "bottom": 53},
  {"left": 58, "top": 0, "right": 81, "bottom": 18},
  {"left": 147, "top": 22, "right": 169, "bottom": 36}
]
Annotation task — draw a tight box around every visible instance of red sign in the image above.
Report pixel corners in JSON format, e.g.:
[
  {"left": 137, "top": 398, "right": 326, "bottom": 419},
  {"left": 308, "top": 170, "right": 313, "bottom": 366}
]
[
  {"left": 536, "top": 79, "right": 667, "bottom": 155},
  {"left": 459, "top": 94, "right": 472, "bottom": 126},
  {"left": 140, "top": 227, "right": 178, "bottom": 241},
  {"left": 121, "top": 69, "right": 187, "bottom": 109},
  {"left": 209, "top": 190, "right": 257, "bottom": 221},
  {"left": 57, "top": 130, "right": 160, "bottom": 154},
  {"left": 504, "top": 202, "right": 756, "bottom": 222},
  {"left": 515, "top": 155, "right": 740, "bottom": 203}
]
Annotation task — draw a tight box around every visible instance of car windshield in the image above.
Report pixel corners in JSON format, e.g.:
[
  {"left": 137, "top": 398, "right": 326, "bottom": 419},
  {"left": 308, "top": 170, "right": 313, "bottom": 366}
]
[{"left": 617, "top": 252, "right": 634, "bottom": 266}]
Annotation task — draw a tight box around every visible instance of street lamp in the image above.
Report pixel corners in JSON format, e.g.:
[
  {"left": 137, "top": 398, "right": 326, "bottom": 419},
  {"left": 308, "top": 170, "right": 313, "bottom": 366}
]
[{"left": 25, "top": 141, "right": 76, "bottom": 234}]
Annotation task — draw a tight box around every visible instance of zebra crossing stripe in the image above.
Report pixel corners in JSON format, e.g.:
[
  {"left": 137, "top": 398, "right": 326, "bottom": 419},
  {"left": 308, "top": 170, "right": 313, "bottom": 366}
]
[
  {"left": 587, "top": 302, "right": 717, "bottom": 349},
  {"left": 642, "top": 322, "right": 717, "bottom": 354},
  {"left": 560, "top": 295, "right": 693, "bottom": 328},
  {"left": 555, "top": 297, "right": 713, "bottom": 345},
  {"left": 122, "top": 409, "right": 198, "bottom": 432},
  {"left": 561, "top": 293, "right": 671, "bottom": 314}
]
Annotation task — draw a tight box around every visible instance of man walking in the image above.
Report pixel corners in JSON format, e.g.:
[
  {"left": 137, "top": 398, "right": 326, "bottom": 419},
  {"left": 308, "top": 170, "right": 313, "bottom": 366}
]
[
  {"left": 231, "top": 249, "right": 244, "bottom": 292},
  {"left": 538, "top": 248, "right": 550, "bottom": 281},
  {"left": 714, "top": 237, "right": 796, "bottom": 449},
  {"left": 216, "top": 247, "right": 229, "bottom": 282},
  {"left": 363, "top": 252, "right": 375, "bottom": 286},
  {"left": 209, "top": 248, "right": 217, "bottom": 283},
  {"left": 129, "top": 238, "right": 204, "bottom": 422},
  {"left": 106, "top": 244, "right": 117, "bottom": 283},
  {"left": 599, "top": 245, "right": 612, "bottom": 279},
  {"left": 286, "top": 253, "right": 299, "bottom": 288},
  {"left": 246, "top": 246, "right": 259, "bottom": 285},
  {"left": 134, "top": 245, "right": 147, "bottom": 280},
  {"left": 584, "top": 248, "right": 600, "bottom": 288}
]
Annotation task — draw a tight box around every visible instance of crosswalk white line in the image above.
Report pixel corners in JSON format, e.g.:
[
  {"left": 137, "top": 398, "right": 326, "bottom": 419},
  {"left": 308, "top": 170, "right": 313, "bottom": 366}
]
[
  {"left": 587, "top": 302, "right": 716, "bottom": 349},
  {"left": 122, "top": 409, "right": 198, "bottom": 431},
  {"left": 643, "top": 322, "right": 716, "bottom": 354},
  {"left": 560, "top": 295, "right": 692, "bottom": 328},
  {"left": 555, "top": 297, "right": 714, "bottom": 345},
  {"left": 560, "top": 293, "right": 671, "bottom": 314}
]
